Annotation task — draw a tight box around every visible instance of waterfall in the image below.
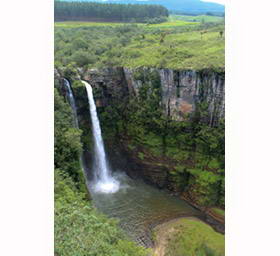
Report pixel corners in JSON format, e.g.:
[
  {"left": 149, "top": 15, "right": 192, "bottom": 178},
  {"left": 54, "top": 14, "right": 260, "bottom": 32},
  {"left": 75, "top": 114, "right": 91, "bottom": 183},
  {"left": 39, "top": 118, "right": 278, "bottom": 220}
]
[
  {"left": 63, "top": 78, "right": 79, "bottom": 128},
  {"left": 83, "top": 81, "right": 120, "bottom": 194},
  {"left": 63, "top": 78, "right": 87, "bottom": 176}
]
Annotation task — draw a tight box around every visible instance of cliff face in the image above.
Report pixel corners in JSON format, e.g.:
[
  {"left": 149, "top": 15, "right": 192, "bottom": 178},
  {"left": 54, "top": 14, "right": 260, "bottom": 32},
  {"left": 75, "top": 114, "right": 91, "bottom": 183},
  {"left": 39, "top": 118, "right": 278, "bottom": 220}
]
[
  {"left": 82, "top": 67, "right": 225, "bottom": 125},
  {"left": 56, "top": 66, "right": 225, "bottom": 215}
]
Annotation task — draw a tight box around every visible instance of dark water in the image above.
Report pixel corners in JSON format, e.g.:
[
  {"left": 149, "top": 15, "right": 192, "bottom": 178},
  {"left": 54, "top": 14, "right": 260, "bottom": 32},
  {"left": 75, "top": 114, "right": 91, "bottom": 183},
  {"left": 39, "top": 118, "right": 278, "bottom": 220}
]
[{"left": 87, "top": 173, "right": 203, "bottom": 247}]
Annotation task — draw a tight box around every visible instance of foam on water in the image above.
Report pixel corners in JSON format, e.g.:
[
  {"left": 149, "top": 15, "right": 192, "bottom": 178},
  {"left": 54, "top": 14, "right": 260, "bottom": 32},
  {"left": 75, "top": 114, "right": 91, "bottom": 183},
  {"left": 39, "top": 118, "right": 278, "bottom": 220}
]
[{"left": 94, "top": 180, "right": 120, "bottom": 194}]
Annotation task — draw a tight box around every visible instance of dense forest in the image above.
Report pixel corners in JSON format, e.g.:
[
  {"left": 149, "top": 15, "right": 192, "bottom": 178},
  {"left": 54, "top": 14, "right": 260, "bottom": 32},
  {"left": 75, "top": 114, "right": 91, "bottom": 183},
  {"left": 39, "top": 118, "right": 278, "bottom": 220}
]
[{"left": 54, "top": 1, "right": 169, "bottom": 22}]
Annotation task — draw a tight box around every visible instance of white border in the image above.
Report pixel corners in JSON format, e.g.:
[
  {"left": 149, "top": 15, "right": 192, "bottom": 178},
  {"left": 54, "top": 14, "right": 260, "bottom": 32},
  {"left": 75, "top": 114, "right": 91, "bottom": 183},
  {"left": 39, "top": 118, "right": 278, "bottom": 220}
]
[{"left": 0, "top": 0, "right": 53, "bottom": 255}]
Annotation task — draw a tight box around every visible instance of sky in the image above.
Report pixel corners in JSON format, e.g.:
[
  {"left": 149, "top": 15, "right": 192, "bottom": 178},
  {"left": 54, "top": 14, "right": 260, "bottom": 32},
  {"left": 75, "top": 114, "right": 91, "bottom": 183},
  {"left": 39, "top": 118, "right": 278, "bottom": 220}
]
[{"left": 202, "top": 0, "right": 226, "bottom": 5}]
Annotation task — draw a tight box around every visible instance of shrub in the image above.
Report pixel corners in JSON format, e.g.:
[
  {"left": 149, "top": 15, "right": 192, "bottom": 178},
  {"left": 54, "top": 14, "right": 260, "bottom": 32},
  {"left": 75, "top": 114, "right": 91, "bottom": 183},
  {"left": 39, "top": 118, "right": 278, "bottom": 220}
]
[{"left": 55, "top": 170, "right": 150, "bottom": 256}]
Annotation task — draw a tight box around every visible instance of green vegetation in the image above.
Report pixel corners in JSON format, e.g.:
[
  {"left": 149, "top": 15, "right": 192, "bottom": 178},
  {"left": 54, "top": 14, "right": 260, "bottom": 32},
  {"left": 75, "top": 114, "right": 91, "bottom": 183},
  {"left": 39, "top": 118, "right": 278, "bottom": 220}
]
[
  {"left": 54, "top": 19, "right": 198, "bottom": 28},
  {"left": 211, "top": 208, "right": 225, "bottom": 218},
  {"left": 55, "top": 170, "right": 150, "bottom": 256},
  {"left": 170, "top": 14, "right": 224, "bottom": 23},
  {"left": 154, "top": 218, "right": 224, "bottom": 256},
  {"left": 54, "top": 86, "right": 84, "bottom": 185},
  {"left": 55, "top": 1, "right": 168, "bottom": 23},
  {"left": 54, "top": 80, "right": 149, "bottom": 256},
  {"left": 55, "top": 21, "right": 127, "bottom": 28},
  {"left": 94, "top": 68, "right": 225, "bottom": 207},
  {"left": 120, "top": 25, "right": 224, "bottom": 69},
  {"left": 55, "top": 19, "right": 224, "bottom": 70}
]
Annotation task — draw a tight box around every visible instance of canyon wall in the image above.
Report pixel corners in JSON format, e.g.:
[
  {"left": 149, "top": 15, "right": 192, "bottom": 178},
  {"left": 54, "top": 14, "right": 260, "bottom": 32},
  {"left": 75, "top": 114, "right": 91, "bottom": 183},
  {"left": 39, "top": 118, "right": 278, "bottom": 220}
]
[
  {"left": 81, "top": 67, "right": 225, "bottom": 126},
  {"left": 55, "top": 67, "right": 225, "bottom": 222}
]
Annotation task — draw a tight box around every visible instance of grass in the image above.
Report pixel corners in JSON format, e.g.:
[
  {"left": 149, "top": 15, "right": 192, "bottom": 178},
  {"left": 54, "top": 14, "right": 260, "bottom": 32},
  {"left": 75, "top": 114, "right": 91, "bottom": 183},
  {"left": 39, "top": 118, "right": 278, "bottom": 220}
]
[
  {"left": 55, "top": 16, "right": 224, "bottom": 70},
  {"left": 211, "top": 208, "right": 225, "bottom": 218},
  {"left": 154, "top": 218, "right": 225, "bottom": 256},
  {"left": 146, "top": 20, "right": 198, "bottom": 28},
  {"left": 54, "top": 15, "right": 221, "bottom": 29},
  {"left": 54, "top": 20, "right": 198, "bottom": 29},
  {"left": 170, "top": 14, "right": 224, "bottom": 23},
  {"left": 119, "top": 26, "right": 224, "bottom": 70}
]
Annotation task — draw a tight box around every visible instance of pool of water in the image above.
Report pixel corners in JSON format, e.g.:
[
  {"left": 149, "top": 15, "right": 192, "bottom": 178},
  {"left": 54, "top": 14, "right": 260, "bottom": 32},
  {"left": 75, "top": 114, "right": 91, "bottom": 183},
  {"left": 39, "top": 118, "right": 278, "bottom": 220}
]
[{"left": 87, "top": 172, "right": 203, "bottom": 247}]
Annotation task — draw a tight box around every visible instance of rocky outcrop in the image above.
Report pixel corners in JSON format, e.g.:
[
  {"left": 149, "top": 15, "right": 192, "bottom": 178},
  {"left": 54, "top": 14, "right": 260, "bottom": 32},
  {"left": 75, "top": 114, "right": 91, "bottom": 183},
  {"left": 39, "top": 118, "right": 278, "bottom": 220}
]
[
  {"left": 159, "top": 69, "right": 224, "bottom": 124},
  {"left": 81, "top": 67, "right": 225, "bottom": 125}
]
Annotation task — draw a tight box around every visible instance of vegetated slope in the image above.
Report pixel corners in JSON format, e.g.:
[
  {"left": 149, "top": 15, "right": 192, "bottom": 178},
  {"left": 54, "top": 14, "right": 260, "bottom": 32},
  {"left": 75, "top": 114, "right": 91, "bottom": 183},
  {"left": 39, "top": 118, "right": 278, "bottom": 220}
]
[
  {"left": 69, "top": 0, "right": 225, "bottom": 14},
  {"left": 55, "top": 170, "right": 150, "bottom": 256},
  {"left": 54, "top": 82, "right": 150, "bottom": 256},
  {"left": 119, "top": 24, "right": 224, "bottom": 69},
  {"left": 153, "top": 218, "right": 224, "bottom": 256},
  {"left": 54, "top": 22, "right": 224, "bottom": 70},
  {"left": 55, "top": 1, "right": 168, "bottom": 22}
]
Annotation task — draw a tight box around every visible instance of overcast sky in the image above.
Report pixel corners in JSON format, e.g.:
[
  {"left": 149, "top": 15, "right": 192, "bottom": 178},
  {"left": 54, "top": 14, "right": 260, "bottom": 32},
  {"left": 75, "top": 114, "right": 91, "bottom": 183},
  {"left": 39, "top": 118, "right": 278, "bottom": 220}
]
[{"left": 202, "top": 0, "right": 226, "bottom": 5}]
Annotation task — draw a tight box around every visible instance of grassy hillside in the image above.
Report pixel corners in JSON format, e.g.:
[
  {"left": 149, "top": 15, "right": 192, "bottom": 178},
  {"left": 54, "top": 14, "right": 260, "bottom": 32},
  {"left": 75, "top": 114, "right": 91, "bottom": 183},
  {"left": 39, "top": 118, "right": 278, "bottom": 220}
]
[
  {"left": 119, "top": 25, "right": 224, "bottom": 70},
  {"left": 153, "top": 218, "right": 225, "bottom": 256},
  {"left": 55, "top": 19, "right": 224, "bottom": 70}
]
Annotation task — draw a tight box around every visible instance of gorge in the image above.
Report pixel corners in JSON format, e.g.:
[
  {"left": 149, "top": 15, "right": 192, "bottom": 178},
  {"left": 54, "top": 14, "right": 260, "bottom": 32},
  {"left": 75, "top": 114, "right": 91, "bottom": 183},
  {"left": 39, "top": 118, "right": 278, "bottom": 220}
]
[{"left": 57, "top": 66, "right": 225, "bottom": 248}]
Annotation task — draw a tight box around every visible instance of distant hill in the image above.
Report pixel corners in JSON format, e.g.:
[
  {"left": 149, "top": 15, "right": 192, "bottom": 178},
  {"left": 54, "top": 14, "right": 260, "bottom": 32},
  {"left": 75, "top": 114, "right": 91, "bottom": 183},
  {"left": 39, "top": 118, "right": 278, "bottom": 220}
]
[{"left": 67, "top": 0, "right": 225, "bottom": 14}]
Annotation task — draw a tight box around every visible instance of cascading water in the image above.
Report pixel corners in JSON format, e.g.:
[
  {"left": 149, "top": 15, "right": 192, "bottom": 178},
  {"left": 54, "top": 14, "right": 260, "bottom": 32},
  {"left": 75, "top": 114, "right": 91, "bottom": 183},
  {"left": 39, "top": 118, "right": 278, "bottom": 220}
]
[
  {"left": 63, "top": 78, "right": 79, "bottom": 128},
  {"left": 83, "top": 81, "right": 120, "bottom": 194}
]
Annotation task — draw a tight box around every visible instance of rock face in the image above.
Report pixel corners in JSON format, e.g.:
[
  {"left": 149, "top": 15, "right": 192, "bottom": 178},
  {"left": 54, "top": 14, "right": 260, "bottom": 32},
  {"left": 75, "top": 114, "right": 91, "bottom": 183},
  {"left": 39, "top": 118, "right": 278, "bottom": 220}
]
[
  {"left": 56, "top": 67, "right": 225, "bottom": 228},
  {"left": 57, "top": 67, "right": 224, "bottom": 186},
  {"left": 82, "top": 67, "right": 225, "bottom": 125},
  {"left": 158, "top": 69, "right": 224, "bottom": 124}
]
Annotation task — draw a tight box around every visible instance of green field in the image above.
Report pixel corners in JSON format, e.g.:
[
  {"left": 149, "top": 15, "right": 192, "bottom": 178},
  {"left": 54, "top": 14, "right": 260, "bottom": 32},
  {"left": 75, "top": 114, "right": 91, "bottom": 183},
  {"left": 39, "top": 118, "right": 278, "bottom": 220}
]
[
  {"left": 170, "top": 14, "right": 224, "bottom": 23},
  {"left": 54, "top": 19, "right": 198, "bottom": 29},
  {"left": 55, "top": 15, "right": 224, "bottom": 70},
  {"left": 119, "top": 25, "right": 224, "bottom": 70},
  {"left": 54, "top": 15, "right": 222, "bottom": 29}
]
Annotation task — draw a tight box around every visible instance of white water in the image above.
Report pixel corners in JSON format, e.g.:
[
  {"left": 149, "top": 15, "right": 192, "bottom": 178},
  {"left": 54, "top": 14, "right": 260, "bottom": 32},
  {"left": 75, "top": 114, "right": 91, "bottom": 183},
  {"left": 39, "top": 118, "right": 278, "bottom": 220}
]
[
  {"left": 83, "top": 81, "right": 120, "bottom": 194},
  {"left": 63, "top": 79, "right": 79, "bottom": 128}
]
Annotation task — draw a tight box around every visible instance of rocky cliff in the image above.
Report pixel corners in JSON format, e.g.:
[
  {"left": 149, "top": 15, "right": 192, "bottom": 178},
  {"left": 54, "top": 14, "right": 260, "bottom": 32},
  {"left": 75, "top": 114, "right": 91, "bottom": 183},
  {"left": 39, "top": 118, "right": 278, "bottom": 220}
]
[
  {"left": 55, "top": 66, "right": 225, "bottom": 222},
  {"left": 81, "top": 67, "right": 225, "bottom": 126}
]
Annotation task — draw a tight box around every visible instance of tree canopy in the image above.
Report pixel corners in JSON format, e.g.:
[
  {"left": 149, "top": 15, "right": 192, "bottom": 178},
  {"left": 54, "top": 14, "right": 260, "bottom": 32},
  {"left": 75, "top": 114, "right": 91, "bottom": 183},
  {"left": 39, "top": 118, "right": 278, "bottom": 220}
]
[{"left": 55, "top": 1, "right": 169, "bottom": 22}]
